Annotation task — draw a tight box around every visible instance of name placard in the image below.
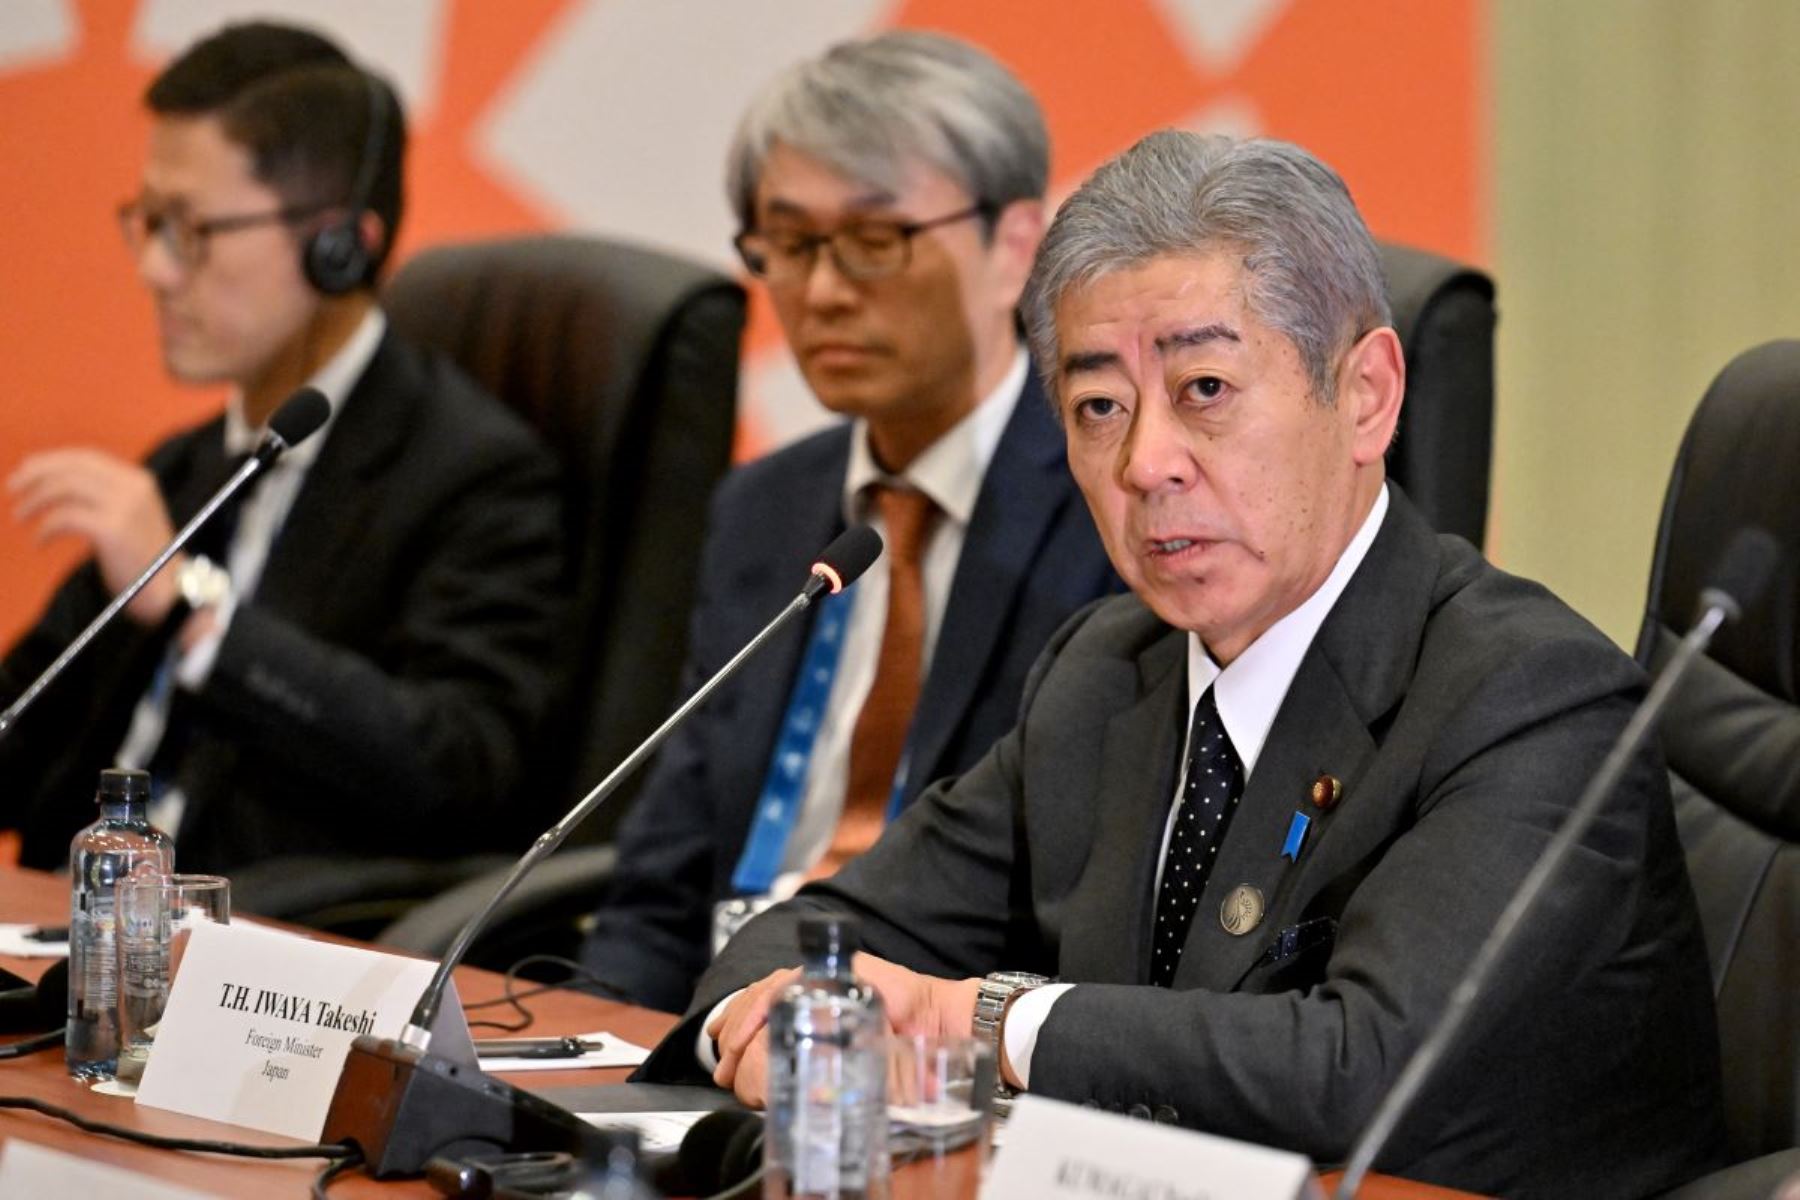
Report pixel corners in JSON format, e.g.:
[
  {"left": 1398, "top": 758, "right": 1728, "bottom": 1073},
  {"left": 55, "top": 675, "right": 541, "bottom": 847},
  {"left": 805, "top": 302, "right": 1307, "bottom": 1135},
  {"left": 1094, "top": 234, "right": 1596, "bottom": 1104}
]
[
  {"left": 986, "top": 1095, "right": 1321, "bottom": 1200},
  {"left": 135, "top": 922, "right": 475, "bottom": 1141}
]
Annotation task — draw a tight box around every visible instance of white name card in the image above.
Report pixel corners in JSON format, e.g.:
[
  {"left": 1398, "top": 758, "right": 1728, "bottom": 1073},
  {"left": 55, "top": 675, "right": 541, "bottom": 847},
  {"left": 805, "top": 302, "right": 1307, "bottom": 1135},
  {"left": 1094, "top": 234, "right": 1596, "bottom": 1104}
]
[
  {"left": 0, "top": 1141, "right": 219, "bottom": 1199},
  {"left": 985, "top": 1095, "right": 1322, "bottom": 1200},
  {"left": 134, "top": 921, "right": 475, "bottom": 1141}
]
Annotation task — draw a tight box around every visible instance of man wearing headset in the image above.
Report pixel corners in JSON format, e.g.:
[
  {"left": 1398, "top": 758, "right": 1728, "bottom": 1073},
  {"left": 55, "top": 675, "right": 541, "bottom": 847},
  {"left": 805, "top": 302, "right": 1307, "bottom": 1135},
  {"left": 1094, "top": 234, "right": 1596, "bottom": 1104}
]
[{"left": 0, "top": 23, "right": 564, "bottom": 876}]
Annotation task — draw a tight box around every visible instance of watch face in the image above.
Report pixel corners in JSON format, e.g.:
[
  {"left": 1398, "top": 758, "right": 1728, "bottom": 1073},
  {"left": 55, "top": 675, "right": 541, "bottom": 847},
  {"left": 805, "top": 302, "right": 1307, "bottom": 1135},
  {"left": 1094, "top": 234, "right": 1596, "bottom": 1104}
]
[
  {"left": 180, "top": 556, "right": 231, "bottom": 609},
  {"left": 987, "top": 971, "right": 1049, "bottom": 989}
]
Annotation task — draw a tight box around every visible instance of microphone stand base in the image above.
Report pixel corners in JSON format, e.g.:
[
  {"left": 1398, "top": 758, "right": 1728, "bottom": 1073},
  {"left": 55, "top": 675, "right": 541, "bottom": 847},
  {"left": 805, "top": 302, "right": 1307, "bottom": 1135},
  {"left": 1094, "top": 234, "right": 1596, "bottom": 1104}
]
[{"left": 322, "top": 1035, "right": 616, "bottom": 1178}]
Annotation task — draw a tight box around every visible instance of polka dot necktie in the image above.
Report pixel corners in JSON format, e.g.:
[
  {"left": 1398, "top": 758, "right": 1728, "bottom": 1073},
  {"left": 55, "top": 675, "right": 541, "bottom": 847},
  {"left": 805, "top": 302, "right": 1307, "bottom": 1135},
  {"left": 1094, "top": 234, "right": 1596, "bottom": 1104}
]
[{"left": 1151, "top": 687, "right": 1244, "bottom": 988}]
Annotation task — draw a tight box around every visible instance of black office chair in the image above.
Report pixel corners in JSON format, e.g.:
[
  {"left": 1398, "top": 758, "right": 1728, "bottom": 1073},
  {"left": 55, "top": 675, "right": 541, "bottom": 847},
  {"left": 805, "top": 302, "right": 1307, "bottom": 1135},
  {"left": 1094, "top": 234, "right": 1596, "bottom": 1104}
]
[
  {"left": 1636, "top": 341, "right": 1800, "bottom": 1200},
  {"left": 232, "top": 236, "right": 745, "bottom": 937},
  {"left": 374, "top": 243, "right": 1502, "bottom": 976},
  {"left": 1378, "top": 241, "right": 1496, "bottom": 550}
]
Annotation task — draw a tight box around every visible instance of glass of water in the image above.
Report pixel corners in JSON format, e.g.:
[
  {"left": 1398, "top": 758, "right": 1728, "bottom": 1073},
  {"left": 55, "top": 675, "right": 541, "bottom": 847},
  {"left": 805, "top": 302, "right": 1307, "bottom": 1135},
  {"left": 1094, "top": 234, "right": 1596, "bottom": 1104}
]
[{"left": 115, "top": 873, "right": 229, "bottom": 1084}]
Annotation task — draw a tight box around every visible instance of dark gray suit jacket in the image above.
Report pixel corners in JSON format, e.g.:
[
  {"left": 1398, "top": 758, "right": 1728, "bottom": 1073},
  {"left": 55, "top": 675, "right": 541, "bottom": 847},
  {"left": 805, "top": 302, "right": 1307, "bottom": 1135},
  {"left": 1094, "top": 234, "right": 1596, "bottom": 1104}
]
[
  {"left": 583, "top": 372, "right": 1118, "bottom": 1013},
  {"left": 1, "top": 332, "right": 564, "bottom": 872},
  {"left": 642, "top": 490, "right": 1725, "bottom": 1200}
]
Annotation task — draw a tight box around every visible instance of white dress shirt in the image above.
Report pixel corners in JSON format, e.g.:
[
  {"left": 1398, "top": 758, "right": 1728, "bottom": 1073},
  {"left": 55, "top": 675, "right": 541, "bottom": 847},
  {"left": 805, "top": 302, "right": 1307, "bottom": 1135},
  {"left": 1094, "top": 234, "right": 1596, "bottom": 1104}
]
[
  {"left": 1003, "top": 484, "right": 1391, "bottom": 1086},
  {"left": 698, "top": 348, "right": 1027, "bottom": 1068},
  {"left": 769, "top": 347, "right": 1028, "bottom": 883},
  {"left": 119, "top": 309, "right": 385, "bottom": 833}
]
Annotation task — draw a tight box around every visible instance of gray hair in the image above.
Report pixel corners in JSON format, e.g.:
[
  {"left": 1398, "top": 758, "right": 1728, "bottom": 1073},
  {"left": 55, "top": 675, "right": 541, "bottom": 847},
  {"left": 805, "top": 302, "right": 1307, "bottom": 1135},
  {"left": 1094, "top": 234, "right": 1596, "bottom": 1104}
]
[
  {"left": 1023, "top": 131, "right": 1390, "bottom": 403},
  {"left": 726, "top": 30, "right": 1049, "bottom": 229}
]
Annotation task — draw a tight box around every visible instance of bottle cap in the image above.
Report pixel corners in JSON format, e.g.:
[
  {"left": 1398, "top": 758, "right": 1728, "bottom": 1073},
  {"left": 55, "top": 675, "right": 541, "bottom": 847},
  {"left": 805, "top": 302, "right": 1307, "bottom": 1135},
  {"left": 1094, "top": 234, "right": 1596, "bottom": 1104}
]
[
  {"left": 797, "top": 914, "right": 861, "bottom": 961},
  {"left": 98, "top": 768, "right": 151, "bottom": 803}
]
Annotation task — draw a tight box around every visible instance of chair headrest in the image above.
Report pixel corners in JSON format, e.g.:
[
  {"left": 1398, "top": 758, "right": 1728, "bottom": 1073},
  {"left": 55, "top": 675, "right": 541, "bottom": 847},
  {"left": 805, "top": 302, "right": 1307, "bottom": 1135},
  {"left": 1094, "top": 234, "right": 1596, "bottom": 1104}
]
[{"left": 1638, "top": 340, "right": 1800, "bottom": 704}]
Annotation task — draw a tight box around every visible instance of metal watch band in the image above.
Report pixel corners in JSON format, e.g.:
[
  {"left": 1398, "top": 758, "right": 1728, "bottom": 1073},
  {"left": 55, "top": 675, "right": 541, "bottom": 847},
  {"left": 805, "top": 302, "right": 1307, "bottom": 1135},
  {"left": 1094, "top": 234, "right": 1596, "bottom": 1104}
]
[
  {"left": 177, "top": 554, "right": 233, "bottom": 612},
  {"left": 974, "top": 971, "right": 1050, "bottom": 1116}
]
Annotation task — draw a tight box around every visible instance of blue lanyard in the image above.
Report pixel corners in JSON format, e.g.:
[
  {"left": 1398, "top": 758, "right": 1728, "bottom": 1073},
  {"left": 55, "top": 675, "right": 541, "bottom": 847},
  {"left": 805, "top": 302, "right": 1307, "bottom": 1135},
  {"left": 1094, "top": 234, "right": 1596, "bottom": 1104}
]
[{"left": 731, "top": 585, "right": 857, "bottom": 894}]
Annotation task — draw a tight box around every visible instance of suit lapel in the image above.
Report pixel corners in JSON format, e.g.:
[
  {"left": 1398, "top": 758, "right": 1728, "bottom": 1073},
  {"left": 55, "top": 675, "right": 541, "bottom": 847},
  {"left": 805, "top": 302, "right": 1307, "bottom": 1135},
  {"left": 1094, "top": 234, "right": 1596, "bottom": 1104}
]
[
  {"left": 1057, "top": 625, "right": 1187, "bottom": 985},
  {"left": 252, "top": 335, "right": 412, "bottom": 619},
  {"left": 1175, "top": 654, "right": 1377, "bottom": 990},
  {"left": 906, "top": 374, "right": 1071, "bottom": 793},
  {"left": 1172, "top": 489, "right": 1442, "bottom": 991}
]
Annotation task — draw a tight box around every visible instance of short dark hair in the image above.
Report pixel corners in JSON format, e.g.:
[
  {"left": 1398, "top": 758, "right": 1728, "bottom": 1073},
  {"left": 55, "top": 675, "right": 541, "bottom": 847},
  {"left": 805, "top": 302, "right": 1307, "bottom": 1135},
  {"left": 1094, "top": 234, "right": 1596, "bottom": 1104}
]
[{"left": 146, "top": 22, "right": 406, "bottom": 286}]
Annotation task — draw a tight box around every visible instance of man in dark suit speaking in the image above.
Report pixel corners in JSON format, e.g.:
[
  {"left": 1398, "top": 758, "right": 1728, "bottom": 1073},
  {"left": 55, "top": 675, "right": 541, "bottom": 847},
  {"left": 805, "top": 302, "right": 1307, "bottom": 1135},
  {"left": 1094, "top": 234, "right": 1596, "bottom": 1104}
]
[
  {"left": 1, "top": 24, "right": 562, "bottom": 873},
  {"left": 580, "top": 32, "right": 1115, "bottom": 1013},
  {"left": 642, "top": 133, "right": 1726, "bottom": 1198}
]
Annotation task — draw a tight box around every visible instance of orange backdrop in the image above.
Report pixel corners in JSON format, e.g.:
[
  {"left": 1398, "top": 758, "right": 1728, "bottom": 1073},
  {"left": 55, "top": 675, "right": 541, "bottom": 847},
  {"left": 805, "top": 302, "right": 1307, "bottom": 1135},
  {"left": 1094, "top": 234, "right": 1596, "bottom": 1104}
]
[{"left": 0, "top": 0, "right": 1484, "bottom": 647}]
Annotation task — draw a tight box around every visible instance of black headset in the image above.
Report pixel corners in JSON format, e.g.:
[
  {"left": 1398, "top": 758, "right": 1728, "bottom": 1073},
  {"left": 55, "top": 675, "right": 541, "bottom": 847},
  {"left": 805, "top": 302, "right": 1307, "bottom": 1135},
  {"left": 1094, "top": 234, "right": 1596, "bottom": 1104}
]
[{"left": 301, "top": 69, "right": 389, "bottom": 296}]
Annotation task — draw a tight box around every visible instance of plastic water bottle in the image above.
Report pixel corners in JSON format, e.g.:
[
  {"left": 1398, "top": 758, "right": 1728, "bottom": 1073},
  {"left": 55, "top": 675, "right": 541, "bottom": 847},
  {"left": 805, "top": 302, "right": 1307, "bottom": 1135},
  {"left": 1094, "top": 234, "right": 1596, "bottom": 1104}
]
[
  {"left": 67, "top": 768, "right": 174, "bottom": 1080},
  {"left": 764, "top": 915, "right": 888, "bottom": 1200}
]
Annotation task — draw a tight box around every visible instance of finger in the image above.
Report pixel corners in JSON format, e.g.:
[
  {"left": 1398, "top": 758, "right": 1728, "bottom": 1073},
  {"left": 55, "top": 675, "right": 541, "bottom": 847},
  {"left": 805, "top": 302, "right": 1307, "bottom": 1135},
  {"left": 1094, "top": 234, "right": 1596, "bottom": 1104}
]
[
  {"left": 734, "top": 1038, "right": 771, "bottom": 1109},
  {"left": 8, "top": 452, "right": 115, "bottom": 503},
  {"left": 12, "top": 448, "right": 130, "bottom": 482},
  {"left": 12, "top": 473, "right": 106, "bottom": 523},
  {"left": 718, "top": 969, "right": 797, "bottom": 1061},
  {"left": 30, "top": 508, "right": 105, "bottom": 547}
]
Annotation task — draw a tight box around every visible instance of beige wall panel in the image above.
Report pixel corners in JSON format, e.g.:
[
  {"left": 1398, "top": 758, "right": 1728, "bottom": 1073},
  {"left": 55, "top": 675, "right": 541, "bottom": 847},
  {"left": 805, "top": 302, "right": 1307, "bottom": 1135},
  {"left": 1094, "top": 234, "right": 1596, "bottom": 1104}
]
[{"left": 1493, "top": 0, "right": 1800, "bottom": 645}]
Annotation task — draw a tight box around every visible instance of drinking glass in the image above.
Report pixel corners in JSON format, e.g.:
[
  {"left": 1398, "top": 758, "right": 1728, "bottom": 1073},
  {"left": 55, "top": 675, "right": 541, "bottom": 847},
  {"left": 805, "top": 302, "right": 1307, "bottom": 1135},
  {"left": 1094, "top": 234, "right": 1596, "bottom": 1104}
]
[
  {"left": 116, "top": 873, "right": 229, "bottom": 1084},
  {"left": 886, "top": 1034, "right": 997, "bottom": 1199}
]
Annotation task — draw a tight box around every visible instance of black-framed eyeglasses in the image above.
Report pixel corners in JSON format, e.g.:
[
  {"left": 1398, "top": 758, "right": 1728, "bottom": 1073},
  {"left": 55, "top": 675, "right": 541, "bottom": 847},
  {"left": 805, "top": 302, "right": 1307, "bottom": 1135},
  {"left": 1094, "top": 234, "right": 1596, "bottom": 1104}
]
[
  {"left": 733, "top": 203, "right": 993, "bottom": 284},
  {"left": 117, "top": 198, "right": 330, "bottom": 270}
]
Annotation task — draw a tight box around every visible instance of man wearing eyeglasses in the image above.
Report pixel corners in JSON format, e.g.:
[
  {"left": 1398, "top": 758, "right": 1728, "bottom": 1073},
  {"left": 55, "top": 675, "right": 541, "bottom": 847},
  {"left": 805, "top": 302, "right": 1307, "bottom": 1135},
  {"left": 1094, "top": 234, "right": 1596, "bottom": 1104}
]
[
  {"left": 0, "top": 23, "right": 562, "bottom": 877},
  {"left": 580, "top": 31, "right": 1116, "bottom": 1013}
]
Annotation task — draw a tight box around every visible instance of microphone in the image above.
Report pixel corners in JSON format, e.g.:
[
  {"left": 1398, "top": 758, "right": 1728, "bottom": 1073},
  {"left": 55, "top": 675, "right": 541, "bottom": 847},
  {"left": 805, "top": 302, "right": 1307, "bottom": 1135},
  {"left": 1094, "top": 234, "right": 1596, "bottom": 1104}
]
[
  {"left": 0, "top": 387, "right": 331, "bottom": 741},
  {"left": 1332, "top": 527, "right": 1780, "bottom": 1199},
  {"left": 321, "top": 526, "right": 884, "bottom": 1179}
]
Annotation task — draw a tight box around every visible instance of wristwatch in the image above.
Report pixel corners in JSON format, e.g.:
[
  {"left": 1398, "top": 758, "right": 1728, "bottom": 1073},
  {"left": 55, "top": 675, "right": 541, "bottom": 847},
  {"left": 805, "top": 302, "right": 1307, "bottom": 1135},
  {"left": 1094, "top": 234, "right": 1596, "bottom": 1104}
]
[
  {"left": 974, "top": 971, "right": 1050, "bottom": 1116},
  {"left": 177, "top": 554, "right": 233, "bottom": 613}
]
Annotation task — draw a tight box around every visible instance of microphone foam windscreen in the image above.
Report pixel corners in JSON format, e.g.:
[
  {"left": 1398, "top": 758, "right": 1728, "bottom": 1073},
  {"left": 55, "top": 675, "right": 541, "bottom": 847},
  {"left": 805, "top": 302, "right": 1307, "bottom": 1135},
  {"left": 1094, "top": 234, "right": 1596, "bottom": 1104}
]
[
  {"left": 1700, "top": 526, "right": 1781, "bottom": 620},
  {"left": 268, "top": 387, "right": 332, "bottom": 447},
  {"left": 815, "top": 524, "right": 883, "bottom": 590}
]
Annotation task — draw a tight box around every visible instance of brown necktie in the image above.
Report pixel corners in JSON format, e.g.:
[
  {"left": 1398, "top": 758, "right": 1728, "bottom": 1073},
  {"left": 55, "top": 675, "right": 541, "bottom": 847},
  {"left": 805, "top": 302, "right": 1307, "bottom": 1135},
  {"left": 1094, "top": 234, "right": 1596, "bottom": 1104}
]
[{"left": 814, "top": 485, "right": 938, "bottom": 876}]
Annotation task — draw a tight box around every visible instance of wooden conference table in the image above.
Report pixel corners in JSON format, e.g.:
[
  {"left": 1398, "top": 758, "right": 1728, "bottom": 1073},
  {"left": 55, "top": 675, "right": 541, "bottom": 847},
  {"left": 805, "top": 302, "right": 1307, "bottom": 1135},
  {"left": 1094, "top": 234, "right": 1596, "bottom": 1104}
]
[{"left": 0, "top": 866, "right": 1478, "bottom": 1198}]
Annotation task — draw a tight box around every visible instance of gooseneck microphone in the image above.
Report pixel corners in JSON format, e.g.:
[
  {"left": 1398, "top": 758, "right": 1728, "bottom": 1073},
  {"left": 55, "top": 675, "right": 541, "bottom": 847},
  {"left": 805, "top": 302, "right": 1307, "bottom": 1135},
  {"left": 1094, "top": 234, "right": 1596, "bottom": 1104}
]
[
  {"left": 0, "top": 387, "right": 332, "bottom": 741},
  {"left": 322, "top": 526, "right": 882, "bottom": 1178},
  {"left": 1332, "top": 527, "right": 1780, "bottom": 1199}
]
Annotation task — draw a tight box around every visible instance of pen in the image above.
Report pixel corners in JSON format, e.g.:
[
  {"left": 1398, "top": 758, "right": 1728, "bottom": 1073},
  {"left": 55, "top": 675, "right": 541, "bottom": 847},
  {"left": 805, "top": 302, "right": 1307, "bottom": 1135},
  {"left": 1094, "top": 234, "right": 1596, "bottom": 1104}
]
[
  {"left": 474, "top": 1036, "right": 601, "bottom": 1060},
  {"left": 24, "top": 926, "right": 68, "bottom": 942}
]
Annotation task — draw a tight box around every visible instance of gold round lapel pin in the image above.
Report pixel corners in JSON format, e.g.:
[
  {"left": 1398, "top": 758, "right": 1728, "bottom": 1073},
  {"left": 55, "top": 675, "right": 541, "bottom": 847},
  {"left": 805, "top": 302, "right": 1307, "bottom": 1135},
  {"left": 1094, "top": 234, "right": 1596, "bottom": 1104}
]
[
  {"left": 1309, "top": 773, "right": 1343, "bottom": 811},
  {"left": 1220, "top": 884, "right": 1265, "bottom": 936}
]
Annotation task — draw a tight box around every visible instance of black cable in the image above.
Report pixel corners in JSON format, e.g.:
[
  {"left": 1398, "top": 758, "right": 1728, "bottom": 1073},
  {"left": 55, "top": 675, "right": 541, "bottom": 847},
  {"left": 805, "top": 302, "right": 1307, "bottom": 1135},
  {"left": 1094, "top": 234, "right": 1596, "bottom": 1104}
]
[
  {"left": 0, "top": 1028, "right": 63, "bottom": 1059},
  {"left": 0, "top": 1094, "right": 352, "bottom": 1159},
  {"left": 311, "top": 1148, "right": 365, "bottom": 1198},
  {"left": 464, "top": 953, "right": 632, "bottom": 1032}
]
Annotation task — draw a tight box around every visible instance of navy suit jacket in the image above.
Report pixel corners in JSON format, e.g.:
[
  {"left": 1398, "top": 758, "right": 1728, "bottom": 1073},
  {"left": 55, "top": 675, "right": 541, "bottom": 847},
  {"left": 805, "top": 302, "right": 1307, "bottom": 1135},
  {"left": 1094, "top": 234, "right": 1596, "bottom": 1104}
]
[{"left": 583, "top": 372, "right": 1118, "bottom": 1011}]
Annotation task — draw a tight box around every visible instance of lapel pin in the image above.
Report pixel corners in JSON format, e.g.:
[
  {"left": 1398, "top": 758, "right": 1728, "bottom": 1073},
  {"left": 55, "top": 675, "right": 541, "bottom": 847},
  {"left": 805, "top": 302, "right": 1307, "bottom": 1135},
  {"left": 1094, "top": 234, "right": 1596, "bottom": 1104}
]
[
  {"left": 1281, "top": 811, "right": 1312, "bottom": 862},
  {"left": 1220, "top": 884, "right": 1265, "bottom": 936},
  {"left": 1309, "top": 773, "right": 1342, "bottom": 811}
]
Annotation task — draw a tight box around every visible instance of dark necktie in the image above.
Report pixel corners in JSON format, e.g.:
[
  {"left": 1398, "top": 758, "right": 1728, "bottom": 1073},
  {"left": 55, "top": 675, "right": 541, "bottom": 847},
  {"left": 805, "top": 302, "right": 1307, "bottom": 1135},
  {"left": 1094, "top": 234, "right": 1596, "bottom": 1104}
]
[
  {"left": 814, "top": 484, "right": 938, "bottom": 877},
  {"left": 145, "top": 451, "right": 255, "bottom": 799},
  {"left": 1151, "top": 686, "right": 1245, "bottom": 988}
]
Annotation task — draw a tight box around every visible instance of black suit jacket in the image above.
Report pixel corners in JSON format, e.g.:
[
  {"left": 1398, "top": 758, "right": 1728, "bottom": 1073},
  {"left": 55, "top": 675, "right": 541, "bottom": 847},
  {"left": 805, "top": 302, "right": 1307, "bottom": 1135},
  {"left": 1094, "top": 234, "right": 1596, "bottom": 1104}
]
[
  {"left": 582, "top": 373, "right": 1119, "bottom": 1012},
  {"left": 1, "top": 332, "right": 564, "bottom": 872},
  {"left": 645, "top": 490, "right": 1725, "bottom": 1200}
]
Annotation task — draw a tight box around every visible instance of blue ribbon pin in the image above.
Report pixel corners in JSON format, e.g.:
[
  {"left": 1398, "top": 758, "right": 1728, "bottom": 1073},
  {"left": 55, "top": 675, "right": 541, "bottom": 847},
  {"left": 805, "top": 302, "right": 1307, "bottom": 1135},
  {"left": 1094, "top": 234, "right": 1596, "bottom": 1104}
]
[{"left": 1281, "top": 810, "right": 1312, "bottom": 862}]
